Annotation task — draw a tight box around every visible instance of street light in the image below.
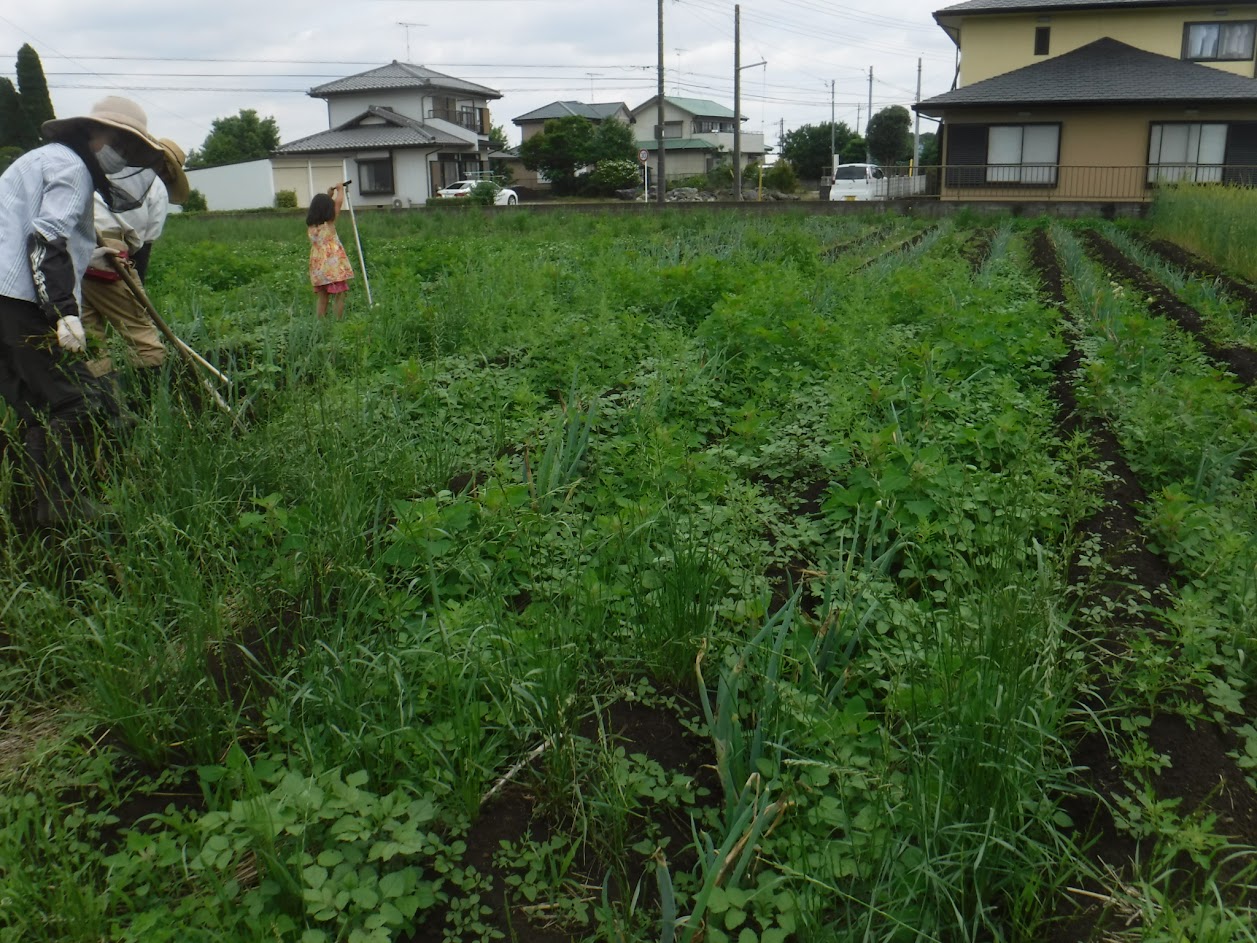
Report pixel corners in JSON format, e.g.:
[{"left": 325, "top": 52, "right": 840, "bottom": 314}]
[{"left": 733, "top": 57, "right": 765, "bottom": 200}]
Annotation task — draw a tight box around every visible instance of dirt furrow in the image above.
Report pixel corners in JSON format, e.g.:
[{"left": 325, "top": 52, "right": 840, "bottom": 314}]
[
  {"left": 1080, "top": 229, "right": 1257, "bottom": 385},
  {"left": 1029, "top": 227, "right": 1257, "bottom": 941},
  {"left": 1132, "top": 234, "right": 1257, "bottom": 316}
]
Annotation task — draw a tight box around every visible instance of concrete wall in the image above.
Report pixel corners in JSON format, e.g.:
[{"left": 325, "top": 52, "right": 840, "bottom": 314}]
[
  {"left": 272, "top": 157, "right": 347, "bottom": 210},
  {"left": 184, "top": 159, "right": 276, "bottom": 211},
  {"left": 957, "top": 6, "right": 1257, "bottom": 85}
]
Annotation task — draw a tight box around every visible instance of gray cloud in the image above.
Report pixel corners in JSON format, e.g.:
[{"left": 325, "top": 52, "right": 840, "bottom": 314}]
[{"left": 3, "top": 0, "right": 954, "bottom": 156}]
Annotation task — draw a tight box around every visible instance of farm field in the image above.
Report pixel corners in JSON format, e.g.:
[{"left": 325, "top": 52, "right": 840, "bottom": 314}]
[{"left": 3, "top": 205, "right": 1257, "bottom": 942}]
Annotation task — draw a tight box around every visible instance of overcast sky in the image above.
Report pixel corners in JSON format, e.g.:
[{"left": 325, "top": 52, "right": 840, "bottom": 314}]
[{"left": 2, "top": 1, "right": 958, "bottom": 157}]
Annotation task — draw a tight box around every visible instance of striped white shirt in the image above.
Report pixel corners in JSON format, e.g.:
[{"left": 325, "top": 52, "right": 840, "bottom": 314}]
[{"left": 0, "top": 143, "right": 95, "bottom": 309}]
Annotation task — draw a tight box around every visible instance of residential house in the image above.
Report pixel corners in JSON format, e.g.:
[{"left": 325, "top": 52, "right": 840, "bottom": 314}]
[
  {"left": 505, "top": 100, "right": 633, "bottom": 189},
  {"left": 915, "top": 0, "right": 1257, "bottom": 200},
  {"left": 628, "top": 96, "right": 767, "bottom": 182},
  {"left": 272, "top": 61, "right": 501, "bottom": 209}
]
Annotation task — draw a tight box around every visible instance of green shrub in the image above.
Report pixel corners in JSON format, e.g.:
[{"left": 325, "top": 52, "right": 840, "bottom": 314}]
[
  {"left": 182, "top": 188, "right": 208, "bottom": 212},
  {"left": 584, "top": 158, "right": 641, "bottom": 195},
  {"left": 469, "top": 182, "right": 499, "bottom": 206},
  {"left": 275, "top": 189, "right": 297, "bottom": 209},
  {"left": 762, "top": 160, "right": 798, "bottom": 193}
]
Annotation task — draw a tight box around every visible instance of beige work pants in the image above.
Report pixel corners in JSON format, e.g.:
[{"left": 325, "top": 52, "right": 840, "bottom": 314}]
[{"left": 81, "top": 275, "right": 166, "bottom": 377}]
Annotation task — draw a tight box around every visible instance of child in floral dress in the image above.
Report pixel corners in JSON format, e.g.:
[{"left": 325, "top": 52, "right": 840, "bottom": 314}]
[{"left": 307, "top": 182, "right": 354, "bottom": 318}]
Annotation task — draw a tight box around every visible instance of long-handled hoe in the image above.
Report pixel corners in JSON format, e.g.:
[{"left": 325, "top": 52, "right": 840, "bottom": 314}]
[
  {"left": 339, "top": 169, "right": 374, "bottom": 306},
  {"left": 107, "top": 255, "right": 246, "bottom": 431}
]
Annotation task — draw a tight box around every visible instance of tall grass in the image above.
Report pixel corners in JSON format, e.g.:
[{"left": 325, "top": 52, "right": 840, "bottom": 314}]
[{"left": 1149, "top": 183, "right": 1257, "bottom": 282}]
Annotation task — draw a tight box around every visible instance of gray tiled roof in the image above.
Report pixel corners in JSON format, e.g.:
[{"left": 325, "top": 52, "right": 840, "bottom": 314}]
[
  {"left": 916, "top": 38, "right": 1257, "bottom": 113},
  {"left": 274, "top": 106, "right": 470, "bottom": 155},
  {"left": 638, "top": 138, "right": 720, "bottom": 151},
  {"left": 936, "top": 0, "right": 1226, "bottom": 14},
  {"left": 309, "top": 61, "right": 501, "bottom": 100},
  {"left": 513, "top": 101, "right": 630, "bottom": 124},
  {"left": 631, "top": 96, "right": 739, "bottom": 118}
]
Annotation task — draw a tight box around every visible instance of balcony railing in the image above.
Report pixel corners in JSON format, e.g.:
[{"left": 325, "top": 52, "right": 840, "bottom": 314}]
[{"left": 427, "top": 108, "right": 482, "bottom": 133}]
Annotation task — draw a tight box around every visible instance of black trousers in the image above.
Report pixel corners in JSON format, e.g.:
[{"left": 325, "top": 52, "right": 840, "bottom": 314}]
[
  {"left": 0, "top": 295, "right": 119, "bottom": 525},
  {"left": 0, "top": 294, "right": 115, "bottom": 424}
]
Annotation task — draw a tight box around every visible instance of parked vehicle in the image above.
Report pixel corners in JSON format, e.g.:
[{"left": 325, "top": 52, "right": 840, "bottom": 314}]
[
  {"left": 828, "top": 163, "right": 885, "bottom": 201},
  {"left": 435, "top": 180, "right": 519, "bottom": 205}
]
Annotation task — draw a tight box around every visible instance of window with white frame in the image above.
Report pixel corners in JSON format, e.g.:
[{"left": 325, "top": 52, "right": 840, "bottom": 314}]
[
  {"left": 1147, "top": 123, "right": 1227, "bottom": 183},
  {"left": 1183, "top": 21, "right": 1257, "bottom": 61},
  {"left": 986, "top": 124, "right": 1059, "bottom": 184},
  {"left": 693, "top": 118, "right": 735, "bottom": 133}
]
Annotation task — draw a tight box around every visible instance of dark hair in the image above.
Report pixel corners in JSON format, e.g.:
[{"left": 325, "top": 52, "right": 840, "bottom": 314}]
[{"left": 307, "top": 192, "right": 335, "bottom": 227}]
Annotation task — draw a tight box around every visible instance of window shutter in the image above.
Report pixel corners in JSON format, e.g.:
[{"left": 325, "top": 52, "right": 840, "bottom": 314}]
[
  {"left": 1225, "top": 122, "right": 1257, "bottom": 184},
  {"left": 946, "top": 124, "right": 987, "bottom": 188}
]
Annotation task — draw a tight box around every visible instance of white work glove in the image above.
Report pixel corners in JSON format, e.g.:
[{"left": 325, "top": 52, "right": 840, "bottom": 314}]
[
  {"left": 57, "top": 315, "right": 87, "bottom": 353},
  {"left": 90, "top": 244, "right": 121, "bottom": 271}
]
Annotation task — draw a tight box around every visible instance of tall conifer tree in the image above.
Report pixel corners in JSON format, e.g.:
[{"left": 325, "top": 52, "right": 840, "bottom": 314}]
[
  {"left": 15, "top": 44, "right": 54, "bottom": 147},
  {"left": 0, "top": 78, "right": 29, "bottom": 150}
]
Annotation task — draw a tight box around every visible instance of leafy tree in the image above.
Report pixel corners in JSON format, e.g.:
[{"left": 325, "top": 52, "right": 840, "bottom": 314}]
[
  {"left": 866, "top": 106, "right": 913, "bottom": 167},
  {"left": 487, "top": 123, "right": 509, "bottom": 151},
  {"left": 0, "top": 78, "right": 33, "bottom": 151},
  {"left": 0, "top": 146, "right": 22, "bottom": 173},
  {"left": 779, "top": 122, "right": 863, "bottom": 179},
  {"left": 182, "top": 188, "right": 208, "bottom": 212},
  {"left": 185, "top": 109, "right": 280, "bottom": 168},
  {"left": 918, "top": 131, "right": 940, "bottom": 166},
  {"left": 15, "top": 44, "right": 53, "bottom": 147},
  {"left": 589, "top": 118, "right": 636, "bottom": 165},
  {"left": 517, "top": 114, "right": 596, "bottom": 195}
]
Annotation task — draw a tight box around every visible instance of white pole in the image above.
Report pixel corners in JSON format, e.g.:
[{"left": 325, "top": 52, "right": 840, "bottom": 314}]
[
  {"left": 914, "top": 58, "right": 922, "bottom": 174},
  {"left": 342, "top": 160, "right": 373, "bottom": 306}
]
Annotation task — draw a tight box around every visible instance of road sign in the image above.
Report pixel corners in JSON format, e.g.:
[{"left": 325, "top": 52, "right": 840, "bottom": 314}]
[{"left": 638, "top": 148, "right": 650, "bottom": 163}]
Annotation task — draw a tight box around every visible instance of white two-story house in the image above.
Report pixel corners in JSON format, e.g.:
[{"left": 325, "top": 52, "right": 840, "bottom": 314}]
[
  {"left": 272, "top": 61, "right": 502, "bottom": 208},
  {"left": 629, "top": 96, "right": 767, "bottom": 181}
]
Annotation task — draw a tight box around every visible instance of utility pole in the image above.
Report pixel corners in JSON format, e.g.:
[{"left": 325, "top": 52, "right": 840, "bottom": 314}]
[
  {"left": 829, "top": 79, "right": 836, "bottom": 175},
  {"left": 913, "top": 58, "right": 922, "bottom": 172},
  {"left": 867, "top": 66, "right": 874, "bottom": 163},
  {"left": 734, "top": 5, "right": 741, "bottom": 200},
  {"left": 656, "top": 0, "right": 666, "bottom": 203},
  {"left": 732, "top": 5, "right": 766, "bottom": 202}
]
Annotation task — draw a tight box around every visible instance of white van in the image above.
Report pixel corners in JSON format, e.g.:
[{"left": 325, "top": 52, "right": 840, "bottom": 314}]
[{"left": 828, "top": 163, "right": 885, "bottom": 201}]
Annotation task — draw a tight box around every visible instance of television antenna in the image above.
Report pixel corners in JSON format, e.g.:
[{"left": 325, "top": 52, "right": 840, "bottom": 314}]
[{"left": 397, "top": 22, "right": 427, "bottom": 61}]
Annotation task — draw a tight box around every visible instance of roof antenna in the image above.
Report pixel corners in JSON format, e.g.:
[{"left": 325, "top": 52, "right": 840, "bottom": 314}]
[{"left": 397, "top": 22, "right": 426, "bottom": 62}]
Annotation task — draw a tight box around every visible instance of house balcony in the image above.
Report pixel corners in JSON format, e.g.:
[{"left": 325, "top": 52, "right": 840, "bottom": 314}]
[{"left": 428, "top": 107, "right": 487, "bottom": 134}]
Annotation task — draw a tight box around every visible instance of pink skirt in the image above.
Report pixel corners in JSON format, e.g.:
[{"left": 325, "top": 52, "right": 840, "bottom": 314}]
[{"left": 313, "top": 280, "right": 349, "bottom": 295}]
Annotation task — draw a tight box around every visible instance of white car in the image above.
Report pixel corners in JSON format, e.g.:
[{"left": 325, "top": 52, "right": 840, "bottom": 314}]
[
  {"left": 435, "top": 180, "right": 519, "bottom": 205},
  {"left": 828, "top": 163, "right": 885, "bottom": 201}
]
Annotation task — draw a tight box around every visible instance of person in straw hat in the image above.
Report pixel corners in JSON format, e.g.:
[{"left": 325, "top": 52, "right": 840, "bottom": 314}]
[
  {"left": 0, "top": 95, "right": 166, "bottom": 526},
  {"left": 81, "top": 137, "right": 190, "bottom": 397}
]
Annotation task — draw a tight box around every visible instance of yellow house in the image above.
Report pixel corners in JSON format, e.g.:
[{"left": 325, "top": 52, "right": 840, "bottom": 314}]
[{"left": 916, "top": 0, "right": 1257, "bottom": 200}]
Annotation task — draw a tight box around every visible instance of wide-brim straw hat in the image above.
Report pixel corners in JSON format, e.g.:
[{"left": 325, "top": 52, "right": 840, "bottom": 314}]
[
  {"left": 42, "top": 96, "right": 160, "bottom": 153},
  {"left": 157, "top": 138, "right": 190, "bottom": 204}
]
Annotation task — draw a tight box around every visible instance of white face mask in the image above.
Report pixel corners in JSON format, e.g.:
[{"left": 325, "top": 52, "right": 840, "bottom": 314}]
[{"left": 96, "top": 144, "right": 128, "bottom": 174}]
